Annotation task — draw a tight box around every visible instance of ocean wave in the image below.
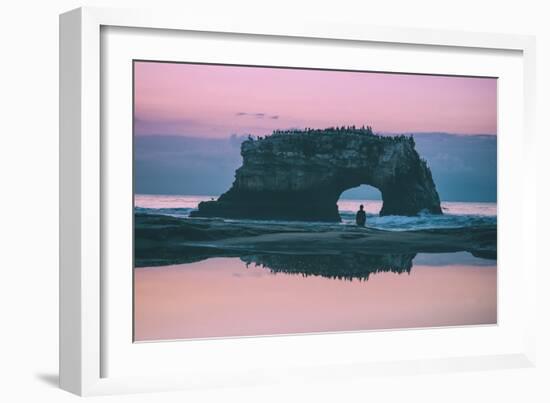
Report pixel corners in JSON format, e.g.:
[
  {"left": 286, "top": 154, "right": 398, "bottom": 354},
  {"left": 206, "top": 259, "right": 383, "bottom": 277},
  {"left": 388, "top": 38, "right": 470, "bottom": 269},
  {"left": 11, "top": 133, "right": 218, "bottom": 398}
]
[
  {"left": 135, "top": 206, "right": 496, "bottom": 231},
  {"left": 339, "top": 211, "right": 495, "bottom": 231},
  {"left": 135, "top": 207, "right": 194, "bottom": 219}
]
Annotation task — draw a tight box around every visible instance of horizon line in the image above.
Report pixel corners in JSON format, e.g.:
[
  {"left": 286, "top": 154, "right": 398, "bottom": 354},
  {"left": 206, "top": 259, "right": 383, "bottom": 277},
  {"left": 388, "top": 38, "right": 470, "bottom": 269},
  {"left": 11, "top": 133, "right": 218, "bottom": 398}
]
[
  {"left": 134, "top": 131, "right": 498, "bottom": 139},
  {"left": 134, "top": 192, "right": 497, "bottom": 204}
]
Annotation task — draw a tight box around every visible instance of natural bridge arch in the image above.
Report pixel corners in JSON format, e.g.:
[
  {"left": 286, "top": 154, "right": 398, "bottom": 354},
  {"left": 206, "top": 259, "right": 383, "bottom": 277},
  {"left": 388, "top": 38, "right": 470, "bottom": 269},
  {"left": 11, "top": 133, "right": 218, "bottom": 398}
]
[{"left": 191, "top": 128, "right": 442, "bottom": 221}]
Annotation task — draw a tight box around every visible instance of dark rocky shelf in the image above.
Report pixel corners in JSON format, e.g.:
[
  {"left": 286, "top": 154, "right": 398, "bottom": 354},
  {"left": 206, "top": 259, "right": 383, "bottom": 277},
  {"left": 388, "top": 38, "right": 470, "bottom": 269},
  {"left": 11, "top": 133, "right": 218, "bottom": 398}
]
[{"left": 135, "top": 213, "right": 496, "bottom": 268}]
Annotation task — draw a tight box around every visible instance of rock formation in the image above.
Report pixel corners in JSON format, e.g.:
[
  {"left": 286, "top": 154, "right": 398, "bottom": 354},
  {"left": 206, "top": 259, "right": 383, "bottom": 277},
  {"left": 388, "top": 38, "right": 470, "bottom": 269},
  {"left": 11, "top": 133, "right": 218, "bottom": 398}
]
[{"left": 191, "top": 127, "right": 442, "bottom": 221}]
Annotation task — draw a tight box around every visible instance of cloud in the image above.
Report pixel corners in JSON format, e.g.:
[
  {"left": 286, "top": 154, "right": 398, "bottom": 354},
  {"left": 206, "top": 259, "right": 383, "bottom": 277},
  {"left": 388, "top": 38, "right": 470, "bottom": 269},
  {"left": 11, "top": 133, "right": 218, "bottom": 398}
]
[
  {"left": 235, "top": 112, "right": 279, "bottom": 119},
  {"left": 134, "top": 116, "right": 201, "bottom": 136}
]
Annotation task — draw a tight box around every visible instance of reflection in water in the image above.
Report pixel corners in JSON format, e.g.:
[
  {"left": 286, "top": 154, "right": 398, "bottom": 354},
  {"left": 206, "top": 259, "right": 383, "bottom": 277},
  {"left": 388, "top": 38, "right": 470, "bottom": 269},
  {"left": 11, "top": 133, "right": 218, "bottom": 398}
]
[
  {"left": 134, "top": 252, "right": 497, "bottom": 341},
  {"left": 240, "top": 253, "right": 415, "bottom": 281}
]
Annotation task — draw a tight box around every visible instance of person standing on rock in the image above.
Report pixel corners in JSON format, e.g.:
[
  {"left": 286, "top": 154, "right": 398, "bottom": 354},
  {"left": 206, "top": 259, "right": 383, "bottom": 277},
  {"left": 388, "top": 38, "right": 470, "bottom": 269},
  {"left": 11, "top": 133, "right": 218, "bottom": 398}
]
[{"left": 356, "top": 204, "right": 367, "bottom": 227}]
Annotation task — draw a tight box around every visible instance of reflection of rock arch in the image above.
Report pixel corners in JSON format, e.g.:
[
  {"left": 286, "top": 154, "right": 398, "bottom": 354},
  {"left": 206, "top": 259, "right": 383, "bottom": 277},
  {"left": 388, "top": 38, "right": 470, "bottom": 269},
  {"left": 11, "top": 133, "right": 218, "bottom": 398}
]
[
  {"left": 241, "top": 253, "right": 416, "bottom": 282},
  {"left": 191, "top": 129, "right": 442, "bottom": 221}
]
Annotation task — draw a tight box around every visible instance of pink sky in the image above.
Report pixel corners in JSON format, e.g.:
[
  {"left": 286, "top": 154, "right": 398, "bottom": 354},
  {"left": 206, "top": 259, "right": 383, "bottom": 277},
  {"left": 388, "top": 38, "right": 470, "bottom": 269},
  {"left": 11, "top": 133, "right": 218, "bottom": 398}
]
[{"left": 134, "top": 61, "right": 497, "bottom": 138}]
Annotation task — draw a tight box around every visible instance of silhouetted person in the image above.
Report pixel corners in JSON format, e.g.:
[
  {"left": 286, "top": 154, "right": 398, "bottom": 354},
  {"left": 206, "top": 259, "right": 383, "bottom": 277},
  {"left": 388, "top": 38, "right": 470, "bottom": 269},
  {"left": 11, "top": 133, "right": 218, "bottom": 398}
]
[{"left": 356, "top": 204, "right": 366, "bottom": 227}]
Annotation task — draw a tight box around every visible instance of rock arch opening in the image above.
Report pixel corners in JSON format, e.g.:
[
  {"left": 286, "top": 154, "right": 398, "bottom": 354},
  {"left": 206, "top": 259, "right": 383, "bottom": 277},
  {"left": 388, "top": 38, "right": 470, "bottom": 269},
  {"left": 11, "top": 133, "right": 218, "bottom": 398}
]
[
  {"left": 338, "top": 184, "right": 382, "bottom": 220},
  {"left": 339, "top": 184, "right": 382, "bottom": 202}
]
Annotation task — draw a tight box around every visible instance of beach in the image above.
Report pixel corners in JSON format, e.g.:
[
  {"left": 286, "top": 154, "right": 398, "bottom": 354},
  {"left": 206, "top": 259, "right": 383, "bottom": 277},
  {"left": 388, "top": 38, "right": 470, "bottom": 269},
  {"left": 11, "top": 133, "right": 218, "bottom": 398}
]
[
  {"left": 134, "top": 193, "right": 497, "bottom": 268},
  {"left": 135, "top": 213, "right": 496, "bottom": 267},
  {"left": 133, "top": 194, "right": 497, "bottom": 341}
]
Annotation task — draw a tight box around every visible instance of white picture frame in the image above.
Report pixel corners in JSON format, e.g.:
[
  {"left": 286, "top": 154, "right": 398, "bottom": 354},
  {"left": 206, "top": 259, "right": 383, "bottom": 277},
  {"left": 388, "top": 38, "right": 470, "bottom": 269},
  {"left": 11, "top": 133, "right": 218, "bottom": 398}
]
[{"left": 59, "top": 6, "right": 538, "bottom": 396}]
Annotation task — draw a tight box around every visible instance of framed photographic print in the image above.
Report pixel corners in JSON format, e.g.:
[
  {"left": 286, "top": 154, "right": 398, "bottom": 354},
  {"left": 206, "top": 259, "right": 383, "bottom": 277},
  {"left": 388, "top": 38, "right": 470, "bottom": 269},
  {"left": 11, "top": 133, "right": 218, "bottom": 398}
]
[
  {"left": 132, "top": 61, "right": 498, "bottom": 342},
  {"left": 60, "top": 7, "right": 538, "bottom": 396}
]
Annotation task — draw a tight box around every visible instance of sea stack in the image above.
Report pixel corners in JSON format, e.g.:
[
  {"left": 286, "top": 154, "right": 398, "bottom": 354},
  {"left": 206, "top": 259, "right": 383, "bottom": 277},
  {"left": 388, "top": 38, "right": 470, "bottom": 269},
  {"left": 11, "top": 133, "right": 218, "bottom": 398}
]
[{"left": 191, "top": 127, "right": 442, "bottom": 221}]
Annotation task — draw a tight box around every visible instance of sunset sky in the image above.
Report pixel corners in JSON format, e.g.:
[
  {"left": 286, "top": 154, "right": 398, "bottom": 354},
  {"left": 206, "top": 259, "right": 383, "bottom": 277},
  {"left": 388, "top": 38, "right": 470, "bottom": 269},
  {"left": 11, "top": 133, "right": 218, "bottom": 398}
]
[{"left": 134, "top": 61, "right": 497, "bottom": 138}]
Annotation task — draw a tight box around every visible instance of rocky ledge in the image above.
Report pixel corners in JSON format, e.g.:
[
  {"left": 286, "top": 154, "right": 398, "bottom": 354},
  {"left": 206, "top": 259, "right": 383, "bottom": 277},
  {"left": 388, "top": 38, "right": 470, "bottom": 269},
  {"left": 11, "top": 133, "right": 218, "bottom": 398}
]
[
  {"left": 134, "top": 214, "right": 496, "bottom": 267},
  {"left": 191, "top": 127, "right": 442, "bottom": 221}
]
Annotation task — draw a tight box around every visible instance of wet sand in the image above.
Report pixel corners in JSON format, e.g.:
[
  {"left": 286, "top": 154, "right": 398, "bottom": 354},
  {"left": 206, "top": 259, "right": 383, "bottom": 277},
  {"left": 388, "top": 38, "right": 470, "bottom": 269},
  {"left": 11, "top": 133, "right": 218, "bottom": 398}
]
[{"left": 135, "top": 213, "right": 497, "bottom": 267}]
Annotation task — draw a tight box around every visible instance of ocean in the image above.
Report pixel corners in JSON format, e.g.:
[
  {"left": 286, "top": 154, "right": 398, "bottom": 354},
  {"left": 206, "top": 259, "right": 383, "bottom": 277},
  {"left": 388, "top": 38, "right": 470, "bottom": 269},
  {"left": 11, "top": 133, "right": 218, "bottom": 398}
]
[{"left": 134, "top": 194, "right": 496, "bottom": 231}]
